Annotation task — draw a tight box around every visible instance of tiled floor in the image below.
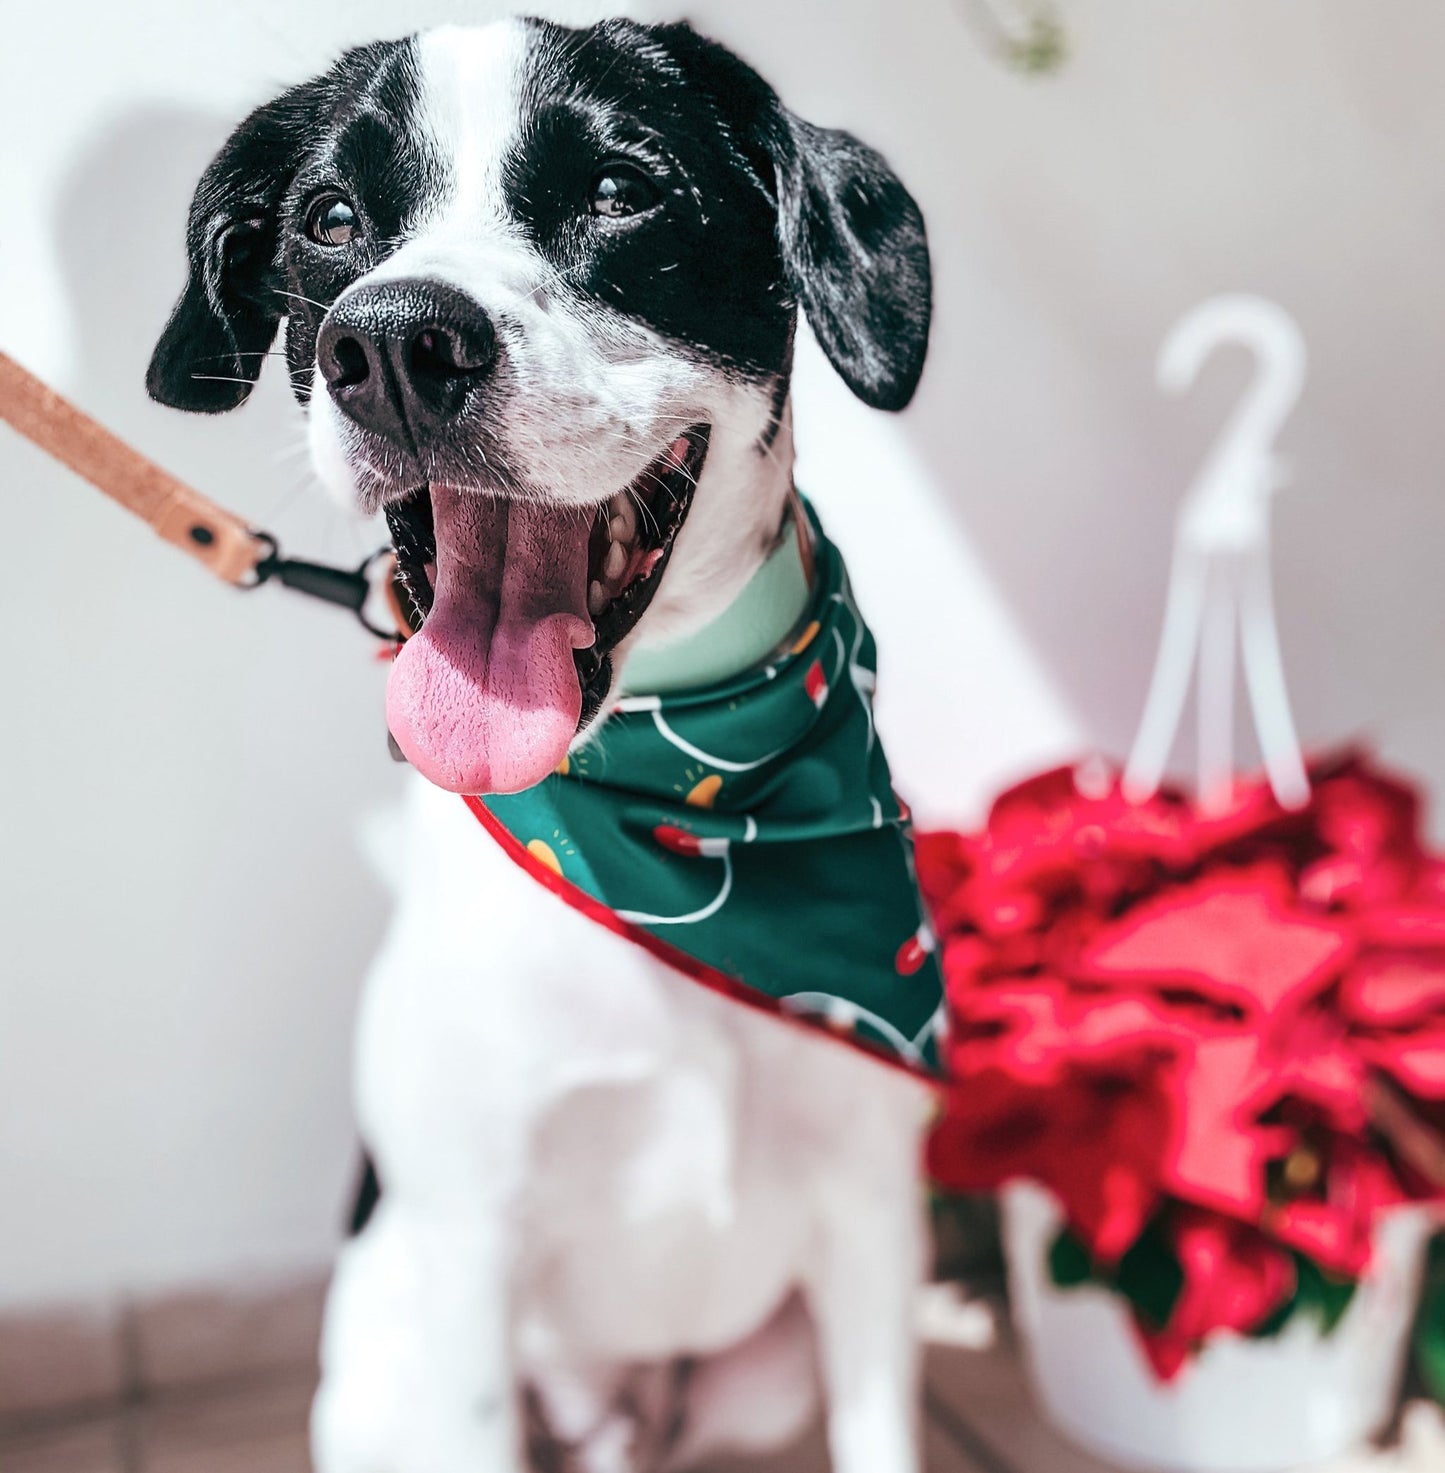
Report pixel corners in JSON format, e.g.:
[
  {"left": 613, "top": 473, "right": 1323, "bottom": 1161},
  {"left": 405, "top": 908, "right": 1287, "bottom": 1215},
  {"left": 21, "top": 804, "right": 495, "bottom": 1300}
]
[
  {"left": 0, "top": 1364, "right": 957, "bottom": 1473},
  {"left": 2, "top": 1285, "right": 1442, "bottom": 1471},
  {"left": 0, "top": 1375, "right": 314, "bottom": 1473}
]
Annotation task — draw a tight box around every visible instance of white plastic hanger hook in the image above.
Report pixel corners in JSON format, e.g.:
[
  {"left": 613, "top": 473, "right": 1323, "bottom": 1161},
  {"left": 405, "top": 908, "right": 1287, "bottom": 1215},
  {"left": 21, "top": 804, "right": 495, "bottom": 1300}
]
[
  {"left": 1162, "top": 294, "right": 1305, "bottom": 554},
  {"left": 1124, "top": 294, "right": 1311, "bottom": 815},
  {"left": 1159, "top": 293, "right": 1305, "bottom": 426}
]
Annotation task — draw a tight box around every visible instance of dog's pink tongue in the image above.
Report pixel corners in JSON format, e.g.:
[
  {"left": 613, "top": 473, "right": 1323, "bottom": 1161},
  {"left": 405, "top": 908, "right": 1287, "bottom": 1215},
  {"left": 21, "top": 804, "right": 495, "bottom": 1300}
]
[{"left": 386, "top": 488, "right": 594, "bottom": 794}]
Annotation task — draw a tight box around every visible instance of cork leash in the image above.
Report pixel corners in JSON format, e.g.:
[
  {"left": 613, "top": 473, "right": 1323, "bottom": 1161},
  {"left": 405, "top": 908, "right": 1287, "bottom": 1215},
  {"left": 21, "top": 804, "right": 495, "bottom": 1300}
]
[{"left": 0, "top": 347, "right": 409, "bottom": 639}]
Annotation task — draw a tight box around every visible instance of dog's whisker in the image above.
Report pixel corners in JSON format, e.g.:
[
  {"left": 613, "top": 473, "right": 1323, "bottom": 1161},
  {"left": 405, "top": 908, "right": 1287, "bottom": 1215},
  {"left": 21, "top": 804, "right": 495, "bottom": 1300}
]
[
  {"left": 524, "top": 262, "right": 576, "bottom": 299},
  {"left": 629, "top": 486, "right": 661, "bottom": 538},
  {"left": 188, "top": 349, "right": 289, "bottom": 365},
  {"left": 274, "top": 286, "right": 332, "bottom": 313},
  {"left": 256, "top": 469, "right": 317, "bottom": 525},
  {"left": 524, "top": 257, "right": 590, "bottom": 303}
]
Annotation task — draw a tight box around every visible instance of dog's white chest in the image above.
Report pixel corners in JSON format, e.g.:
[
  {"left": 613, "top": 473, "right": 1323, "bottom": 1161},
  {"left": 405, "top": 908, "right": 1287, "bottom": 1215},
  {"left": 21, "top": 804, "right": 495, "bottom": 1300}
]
[{"left": 354, "top": 777, "right": 929, "bottom": 1370}]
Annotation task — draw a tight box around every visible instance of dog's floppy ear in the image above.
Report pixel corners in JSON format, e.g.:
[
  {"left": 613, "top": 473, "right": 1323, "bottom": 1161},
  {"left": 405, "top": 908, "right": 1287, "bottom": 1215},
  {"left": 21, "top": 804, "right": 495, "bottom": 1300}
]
[
  {"left": 761, "top": 108, "right": 932, "bottom": 411},
  {"left": 657, "top": 23, "right": 932, "bottom": 411},
  {"left": 147, "top": 78, "right": 327, "bottom": 413}
]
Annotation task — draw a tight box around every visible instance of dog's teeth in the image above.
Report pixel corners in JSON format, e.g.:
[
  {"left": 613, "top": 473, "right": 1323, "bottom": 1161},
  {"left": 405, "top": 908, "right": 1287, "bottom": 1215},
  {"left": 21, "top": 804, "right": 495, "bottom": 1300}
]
[
  {"left": 603, "top": 541, "right": 628, "bottom": 581},
  {"left": 588, "top": 580, "right": 609, "bottom": 617},
  {"left": 609, "top": 497, "right": 637, "bottom": 542}
]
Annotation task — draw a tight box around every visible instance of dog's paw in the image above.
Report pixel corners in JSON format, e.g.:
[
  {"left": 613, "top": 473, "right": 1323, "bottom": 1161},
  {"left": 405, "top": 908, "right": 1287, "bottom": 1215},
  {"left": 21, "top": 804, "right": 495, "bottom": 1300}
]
[{"left": 525, "top": 1364, "right": 689, "bottom": 1473}]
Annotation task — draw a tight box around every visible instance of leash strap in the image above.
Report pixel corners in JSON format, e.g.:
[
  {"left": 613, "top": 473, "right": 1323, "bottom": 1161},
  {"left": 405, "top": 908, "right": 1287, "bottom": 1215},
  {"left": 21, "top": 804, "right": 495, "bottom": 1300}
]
[
  {"left": 0, "top": 347, "right": 409, "bottom": 637},
  {"left": 0, "top": 348, "right": 268, "bottom": 584}
]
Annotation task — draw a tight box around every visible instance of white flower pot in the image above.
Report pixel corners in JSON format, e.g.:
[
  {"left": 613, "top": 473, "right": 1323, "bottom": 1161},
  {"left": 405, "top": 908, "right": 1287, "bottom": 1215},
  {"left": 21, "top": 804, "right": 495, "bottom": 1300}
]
[{"left": 1001, "top": 1182, "right": 1434, "bottom": 1473}]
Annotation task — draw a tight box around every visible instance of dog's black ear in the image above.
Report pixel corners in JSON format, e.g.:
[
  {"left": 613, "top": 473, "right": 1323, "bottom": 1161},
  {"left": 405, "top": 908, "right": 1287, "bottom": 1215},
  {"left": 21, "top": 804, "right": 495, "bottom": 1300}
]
[
  {"left": 762, "top": 109, "right": 932, "bottom": 411},
  {"left": 147, "top": 79, "right": 326, "bottom": 413},
  {"left": 654, "top": 23, "right": 932, "bottom": 411}
]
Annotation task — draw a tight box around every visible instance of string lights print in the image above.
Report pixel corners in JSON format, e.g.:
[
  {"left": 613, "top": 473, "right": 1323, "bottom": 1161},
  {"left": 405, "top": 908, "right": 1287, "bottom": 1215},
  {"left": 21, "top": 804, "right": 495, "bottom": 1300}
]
[{"left": 471, "top": 499, "right": 946, "bottom": 1073}]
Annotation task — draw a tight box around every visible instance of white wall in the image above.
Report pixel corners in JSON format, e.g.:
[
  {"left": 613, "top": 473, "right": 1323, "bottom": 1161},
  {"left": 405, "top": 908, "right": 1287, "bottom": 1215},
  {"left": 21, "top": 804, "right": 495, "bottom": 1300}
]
[{"left": 4, "top": 0, "right": 1445, "bottom": 1310}]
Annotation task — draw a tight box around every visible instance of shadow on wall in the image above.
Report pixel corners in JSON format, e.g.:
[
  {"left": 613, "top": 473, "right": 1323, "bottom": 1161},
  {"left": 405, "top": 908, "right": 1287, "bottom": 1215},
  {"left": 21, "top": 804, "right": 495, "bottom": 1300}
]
[
  {"left": 0, "top": 105, "right": 402, "bottom": 1304},
  {"left": 51, "top": 105, "right": 336, "bottom": 531},
  {"left": 909, "top": 322, "right": 1445, "bottom": 797},
  {"left": 877, "top": 5, "right": 1445, "bottom": 806},
  {"left": 53, "top": 107, "right": 221, "bottom": 424}
]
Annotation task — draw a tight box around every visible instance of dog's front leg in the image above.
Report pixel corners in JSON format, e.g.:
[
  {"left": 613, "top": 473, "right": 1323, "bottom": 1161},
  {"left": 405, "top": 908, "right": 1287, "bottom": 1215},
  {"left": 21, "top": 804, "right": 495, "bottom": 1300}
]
[
  {"left": 315, "top": 1189, "right": 526, "bottom": 1473},
  {"left": 315, "top": 941, "right": 532, "bottom": 1473},
  {"left": 803, "top": 1078, "right": 931, "bottom": 1473},
  {"left": 806, "top": 1192, "right": 926, "bottom": 1473},
  {"left": 406, "top": 1204, "right": 524, "bottom": 1472}
]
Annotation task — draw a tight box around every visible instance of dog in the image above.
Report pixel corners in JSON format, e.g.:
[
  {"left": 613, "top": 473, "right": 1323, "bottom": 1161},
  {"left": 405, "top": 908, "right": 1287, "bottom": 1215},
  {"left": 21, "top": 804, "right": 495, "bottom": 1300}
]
[{"left": 146, "top": 18, "right": 935, "bottom": 1472}]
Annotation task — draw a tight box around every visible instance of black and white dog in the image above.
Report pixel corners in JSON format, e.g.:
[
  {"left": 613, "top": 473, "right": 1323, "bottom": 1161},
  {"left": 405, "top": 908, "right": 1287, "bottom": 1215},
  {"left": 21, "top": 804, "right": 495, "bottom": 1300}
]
[{"left": 149, "top": 18, "right": 933, "bottom": 1473}]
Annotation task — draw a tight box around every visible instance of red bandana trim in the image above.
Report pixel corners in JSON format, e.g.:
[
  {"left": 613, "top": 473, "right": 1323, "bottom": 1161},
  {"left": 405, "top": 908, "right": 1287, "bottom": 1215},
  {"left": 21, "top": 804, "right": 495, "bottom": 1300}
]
[{"left": 463, "top": 796, "right": 937, "bottom": 1086}]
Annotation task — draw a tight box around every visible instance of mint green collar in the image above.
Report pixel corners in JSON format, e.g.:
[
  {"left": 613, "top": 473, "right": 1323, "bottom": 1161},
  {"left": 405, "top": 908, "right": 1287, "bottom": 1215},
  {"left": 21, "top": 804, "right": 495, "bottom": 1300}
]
[{"left": 621, "top": 512, "right": 811, "bottom": 695}]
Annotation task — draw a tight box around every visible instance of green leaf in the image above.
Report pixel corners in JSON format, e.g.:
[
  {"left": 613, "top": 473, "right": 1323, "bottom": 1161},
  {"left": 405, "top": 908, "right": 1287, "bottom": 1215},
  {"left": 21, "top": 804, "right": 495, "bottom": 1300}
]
[
  {"left": 1045, "top": 1218, "right": 1183, "bottom": 1332},
  {"left": 1114, "top": 1219, "right": 1185, "bottom": 1332},
  {"left": 1317, "top": 1274, "right": 1358, "bottom": 1335},
  {"left": 1248, "top": 1253, "right": 1359, "bottom": 1342},
  {"left": 1293, "top": 1254, "right": 1358, "bottom": 1336},
  {"left": 1414, "top": 1234, "right": 1445, "bottom": 1404},
  {"left": 1249, "top": 1293, "right": 1297, "bottom": 1340},
  {"left": 1048, "top": 1228, "right": 1095, "bottom": 1288}
]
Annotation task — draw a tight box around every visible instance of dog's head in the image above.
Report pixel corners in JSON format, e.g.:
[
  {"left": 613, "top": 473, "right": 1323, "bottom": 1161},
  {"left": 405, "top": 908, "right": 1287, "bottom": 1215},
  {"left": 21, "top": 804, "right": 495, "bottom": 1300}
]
[{"left": 147, "top": 18, "right": 931, "bottom": 795}]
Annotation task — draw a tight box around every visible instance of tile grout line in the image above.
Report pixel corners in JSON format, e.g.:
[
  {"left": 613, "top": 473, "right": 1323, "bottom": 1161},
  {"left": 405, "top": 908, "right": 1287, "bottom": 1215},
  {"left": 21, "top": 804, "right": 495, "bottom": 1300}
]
[
  {"left": 924, "top": 1386, "right": 1025, "bottom": 1473},
  {"left": 115, "top": 1299, "right": 144, "bottom": 1473}
]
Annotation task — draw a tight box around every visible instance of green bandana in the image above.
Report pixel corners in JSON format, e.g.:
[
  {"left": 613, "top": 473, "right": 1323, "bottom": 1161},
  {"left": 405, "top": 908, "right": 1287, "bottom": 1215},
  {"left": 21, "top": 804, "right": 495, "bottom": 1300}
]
[{"left": 466, "top": 501, "right": 945, "bottom": 1076}]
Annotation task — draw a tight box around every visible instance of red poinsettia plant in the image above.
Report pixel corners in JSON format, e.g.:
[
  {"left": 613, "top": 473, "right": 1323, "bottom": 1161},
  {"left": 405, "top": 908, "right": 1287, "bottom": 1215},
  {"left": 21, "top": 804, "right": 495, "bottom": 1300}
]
[{"left": 919, "top": 749, "right": 1445, "bottom": 1378}]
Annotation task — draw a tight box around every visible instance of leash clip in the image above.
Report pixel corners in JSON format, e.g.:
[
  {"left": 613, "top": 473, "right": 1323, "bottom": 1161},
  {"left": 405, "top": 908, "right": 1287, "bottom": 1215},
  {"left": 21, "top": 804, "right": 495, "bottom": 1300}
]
[{"left": 249, "top": 535, "right": 404, "bottom": 641}]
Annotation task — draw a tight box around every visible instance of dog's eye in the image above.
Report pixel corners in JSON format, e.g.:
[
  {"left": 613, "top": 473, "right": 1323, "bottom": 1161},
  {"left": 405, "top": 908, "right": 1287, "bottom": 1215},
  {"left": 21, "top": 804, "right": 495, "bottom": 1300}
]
[
  {"left": 305, "top": 193, "right": 361, "bottom": 247},
  {"left": 588, "top": 163, "right": 659, "bottom": 219}
]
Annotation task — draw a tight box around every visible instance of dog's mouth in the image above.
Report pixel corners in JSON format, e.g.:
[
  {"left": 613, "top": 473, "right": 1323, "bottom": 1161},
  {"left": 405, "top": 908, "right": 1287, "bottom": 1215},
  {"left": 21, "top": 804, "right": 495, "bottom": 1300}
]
[{"left": 383, "top": 424, "right": 710, "bottom": 794}]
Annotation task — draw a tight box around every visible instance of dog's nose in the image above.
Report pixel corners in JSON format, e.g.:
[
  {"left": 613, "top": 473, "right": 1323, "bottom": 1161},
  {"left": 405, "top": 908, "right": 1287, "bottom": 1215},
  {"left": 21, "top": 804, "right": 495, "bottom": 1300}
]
[{"left": 316, "top": 280, "right": 498, "bottom": 443}]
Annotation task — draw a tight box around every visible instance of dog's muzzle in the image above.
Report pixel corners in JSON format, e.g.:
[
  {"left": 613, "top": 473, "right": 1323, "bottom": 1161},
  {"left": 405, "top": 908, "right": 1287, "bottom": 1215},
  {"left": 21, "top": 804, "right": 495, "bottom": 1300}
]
[{"left": 382, "top": 425, "right": 711, "bottom": 796}]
